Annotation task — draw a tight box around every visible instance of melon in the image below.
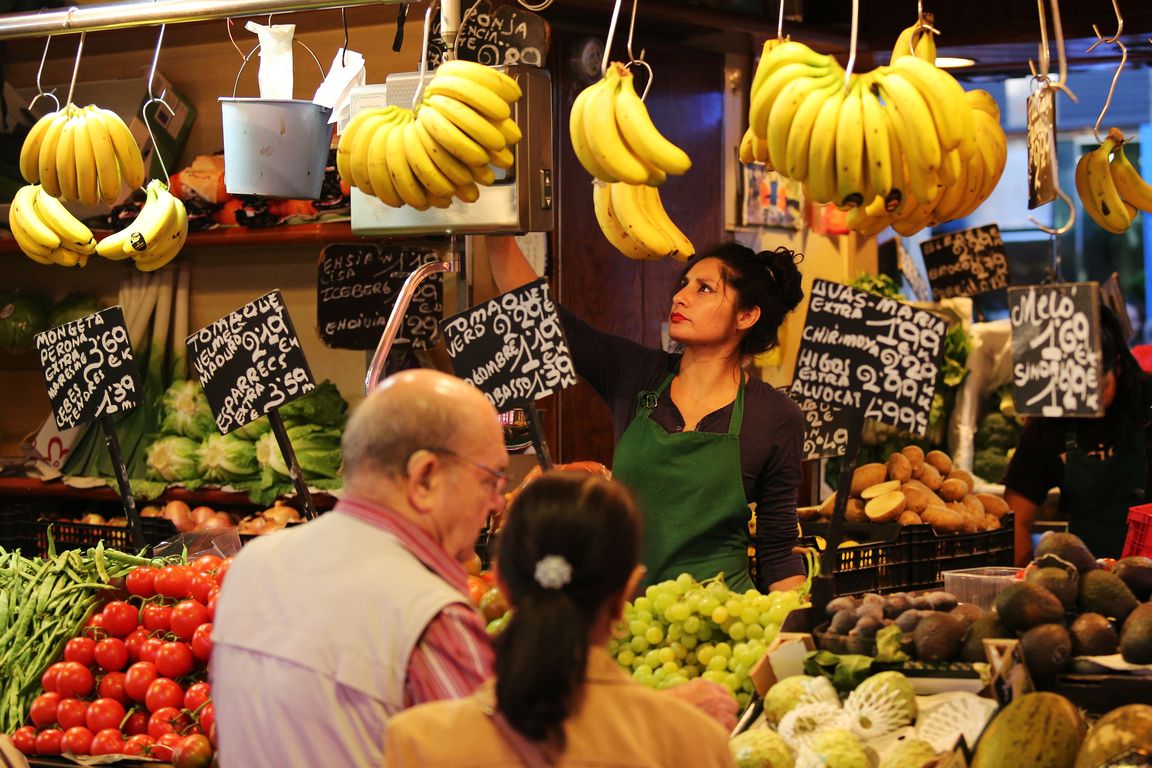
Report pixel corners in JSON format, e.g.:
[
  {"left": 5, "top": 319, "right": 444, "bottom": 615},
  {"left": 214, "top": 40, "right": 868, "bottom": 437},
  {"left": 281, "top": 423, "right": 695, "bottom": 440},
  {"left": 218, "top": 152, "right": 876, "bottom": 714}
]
[
  {"left": 971, "top": 692, "right": 1085, "bottom": 768},
  {"left": 1074, "top": 704, "right": 1152, "bottom": 768}
]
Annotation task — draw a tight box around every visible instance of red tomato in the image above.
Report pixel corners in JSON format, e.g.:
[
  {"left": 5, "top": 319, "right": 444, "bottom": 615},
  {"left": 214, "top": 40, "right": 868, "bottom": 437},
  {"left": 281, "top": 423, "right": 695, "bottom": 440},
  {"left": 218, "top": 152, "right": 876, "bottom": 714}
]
[
  {"left": 153, "top": 731, "right": 184, "bottom": 761},
  {"left": 212, "top": 558, "right": 232, "bottom": 588},
  {"left": 89, "top": 727, "right": 126, "bottom": 756},
  {"left": 205, "top": 591, "right": 218, "bottom": 621},
  {"left": 155, "top": 641, "right": 195, "bottom": 679},
  {"left": 83, "top": 611, "right": 107, "bottom": 640},
  {"left": 124, "top": 661, "right": 159, "bottom": 702},
  {"left": 61, "top": 726, "right": 94, "bottom": 756},
  {"left": 142, "top": 603, "right": 173, "bottom": 633},
  {"left": 123, "top": 733, "right": 157, "bottom": 756},
  {"left": 170, "top": 600, "right": 209, "bottom": 642},
  {"left": 41, "top": 662, "right": 67, "bottom": 693},
  {"left": 191, "top": 555, "right": 223, "bottom": 574},
  {"left": 139, "top": 637, "right": 164, "bottom": 665},
  {"left": 124, "top": 709, "right": 149, "bottom": 736},
  {"left": 149, "top": 707, "right": 192, "bottom": 740},
  {"left": 184, "top": 682, "right": 211, "bottom": 712},
  {"left": 198, "top": 702, "right": 215, "bottom": 745},
  {"left": 97, "top": 671, "right": 129, "bottom": 705},
  {"left": 188, "top": 571, "right": 217, "bottom": 605},
  {"left": 55, "top": 661, "right": 95, "bottom": 699},
  {"left": 124, "top": 627, "right": 151, "bottom": 662},
  {"left": 190, "top": 623, "right": 213, "bottom": 663},
  {"left": 12, "top": 725, "right": 37, "bottom": 755},
  {"left": 29, "top": 691, "right": 61, "bottom": 727},
  {"left": 64, "top": 636, "right": 97, "bottom": 667},
  {"left": 146, "top": 677, "right": 185, "bottom": 712},
  {"left": 94, "top": 637, "right": 129, "bottom": 672},
  {"left": 35, "top": 728, "right": 63, "bottom": 755},
  {"left": 154, "top": 565, "right": 192, "bottom": 599},
  {"left": 101, "top": 601, "right": 139, "bottom": 638},
  {"left": 56, "top": 697, "right": 89, "bottom": 730},
  {"left": 86, "top": 698, "right": 127, "bottom": 733},
  {"left": 126, "top": 566, "right": 158, "bottom": 597},
  {"left": 172, "top": 733, "right": 214, "bottom": 768}
]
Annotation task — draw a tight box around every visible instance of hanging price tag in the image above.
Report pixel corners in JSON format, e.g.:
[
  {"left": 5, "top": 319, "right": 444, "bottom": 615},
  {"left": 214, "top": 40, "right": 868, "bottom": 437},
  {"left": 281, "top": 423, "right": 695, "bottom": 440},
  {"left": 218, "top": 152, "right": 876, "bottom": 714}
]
[{"left": 1027, "top": 88, "right": 1057, "bottom": 210}]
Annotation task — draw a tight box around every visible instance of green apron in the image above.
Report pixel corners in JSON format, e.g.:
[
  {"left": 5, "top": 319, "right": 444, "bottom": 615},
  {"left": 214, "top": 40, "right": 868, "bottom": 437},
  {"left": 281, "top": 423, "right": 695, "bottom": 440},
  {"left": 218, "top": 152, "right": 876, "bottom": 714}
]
[
  {"left": 612, "top": 371, "right": 754, "bottom": 591},
  {"left": 1062, "top": 428, "right": 1145, "bottom": 559}
]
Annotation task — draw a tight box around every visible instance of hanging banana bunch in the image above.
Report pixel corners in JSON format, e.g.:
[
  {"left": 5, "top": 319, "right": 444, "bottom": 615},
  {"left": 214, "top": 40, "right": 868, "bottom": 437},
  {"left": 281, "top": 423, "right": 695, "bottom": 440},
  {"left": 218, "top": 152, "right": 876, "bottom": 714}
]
[
  {"left": 1076, "top": 127, "right": 1152, "bottom": 234},
  {"left": 592, "top": 180, "right": 694, "bottom": 261}
]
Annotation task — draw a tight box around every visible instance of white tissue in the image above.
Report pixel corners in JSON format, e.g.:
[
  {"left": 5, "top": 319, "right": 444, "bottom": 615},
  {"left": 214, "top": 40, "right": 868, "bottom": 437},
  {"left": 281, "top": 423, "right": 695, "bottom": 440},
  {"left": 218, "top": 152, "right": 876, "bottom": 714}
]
[
  {"left": 314, "top": 48, "right": 366, "bottom": 124},
  {"left": 245, "top": 21, "right": 296, "bottom": 99}
]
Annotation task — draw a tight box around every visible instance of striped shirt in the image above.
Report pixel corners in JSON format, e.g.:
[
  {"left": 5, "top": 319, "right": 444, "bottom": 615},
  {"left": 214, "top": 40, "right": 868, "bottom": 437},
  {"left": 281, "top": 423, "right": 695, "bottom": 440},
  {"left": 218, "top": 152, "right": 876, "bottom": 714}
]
[{"left": 335, "top": 497, "right": 495, "bottom": 706}]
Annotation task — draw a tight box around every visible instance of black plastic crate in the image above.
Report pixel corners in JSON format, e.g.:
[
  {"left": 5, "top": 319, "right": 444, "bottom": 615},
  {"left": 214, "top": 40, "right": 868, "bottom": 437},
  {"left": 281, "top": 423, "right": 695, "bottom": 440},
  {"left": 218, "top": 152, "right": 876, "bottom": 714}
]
[
  {"left": 913, "top": 514, "right": 1016, "bottom": 588},
  {"left": 35, "top": 517, "right": 178, "bottom": 557},
  {"left": 0, "top": 503, "right": 38, "bottom": 554}
]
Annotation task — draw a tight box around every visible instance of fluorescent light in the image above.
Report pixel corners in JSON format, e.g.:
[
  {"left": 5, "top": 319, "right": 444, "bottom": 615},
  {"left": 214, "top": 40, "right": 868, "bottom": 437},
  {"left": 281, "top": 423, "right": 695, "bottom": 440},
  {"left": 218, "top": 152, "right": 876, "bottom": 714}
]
[{"left": 935, "top": 56, "right": 976, "bottom": 69}]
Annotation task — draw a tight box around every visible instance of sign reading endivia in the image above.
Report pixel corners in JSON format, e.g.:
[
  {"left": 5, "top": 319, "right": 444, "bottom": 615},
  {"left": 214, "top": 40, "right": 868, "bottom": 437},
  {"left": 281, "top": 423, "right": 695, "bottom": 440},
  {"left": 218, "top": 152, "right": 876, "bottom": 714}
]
[
  {"left": 792, "top": 279, "right": 947, "bottom": 437},
  {"left": 187, "top": 290, "right": 316, "bottom": 434},
  {"left": 441, "top": 279, "right": 577, "bottom": 410},
  {"left": 35, "top": 306, "right": 141, "bottom": 430},
  {"left": 1008, "top": 282, "right": 1102, "bottom": 417}
]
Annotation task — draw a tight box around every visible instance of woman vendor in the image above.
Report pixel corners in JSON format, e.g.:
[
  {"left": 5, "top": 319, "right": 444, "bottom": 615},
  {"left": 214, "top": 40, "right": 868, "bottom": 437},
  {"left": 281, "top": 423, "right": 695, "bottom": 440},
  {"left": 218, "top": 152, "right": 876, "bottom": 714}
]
[{"left": 488, "top": 237, "right": 807, "bottom": 592}]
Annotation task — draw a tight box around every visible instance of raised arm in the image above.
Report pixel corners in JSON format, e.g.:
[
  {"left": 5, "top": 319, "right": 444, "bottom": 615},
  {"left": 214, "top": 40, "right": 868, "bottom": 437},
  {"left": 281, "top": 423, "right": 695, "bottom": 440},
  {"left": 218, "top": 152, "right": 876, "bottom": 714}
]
[{"left": 486, "top": 235, "right": 539, "bottom": 293}]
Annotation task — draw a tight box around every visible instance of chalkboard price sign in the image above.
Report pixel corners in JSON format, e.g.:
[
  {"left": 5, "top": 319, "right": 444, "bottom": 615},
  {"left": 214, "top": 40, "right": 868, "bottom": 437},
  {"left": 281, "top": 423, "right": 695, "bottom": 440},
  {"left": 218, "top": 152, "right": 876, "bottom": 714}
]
[
  {"left": 920, "top": 223, "right": 1010, "bottom": 300},
  {"left": 789, "top": 392, "right": 851, "bottom": 460},
  {"left": 1008, "top": 282, "right": 1102, "bottom": 418},
  {"left": 441, "top": 279, "right": 577, "bottom": 410},
  {"left": 792, "top": 280, "right": 947, "bottom": 436},
  {"left": 428, "top": 0, "right": 549, "bottom": 68},
  {"left": 187, "top": 290, "right": 317, "bottom": 434},
  {"left": 35, "top": 306, "right": 142, "bottom": 430},
  {"left": 316, "top": 243, "right": 443, "bottom": 351}
]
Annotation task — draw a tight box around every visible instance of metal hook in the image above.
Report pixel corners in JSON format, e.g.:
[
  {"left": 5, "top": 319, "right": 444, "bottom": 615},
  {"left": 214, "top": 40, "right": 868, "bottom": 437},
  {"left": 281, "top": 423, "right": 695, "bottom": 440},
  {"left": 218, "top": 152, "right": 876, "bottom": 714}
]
[
  {"left": 623, "top": 0, "right": 645, "bottom": 66},
  {"left": 341, "top": 7, "right": 348, "bottom": 66},
  {"left": 411, "top": 0, "right": 439, "bottom": 111},
  {"left": 1029, "top": 185, "right": 1076, "bottom": 236},
  {"left": 843, "top": 0, "right": 858, "bottom": 89},
  {"left": 142, "top": 23, "right": 175, "bottom": 185},
  {"left": 63, "top": 29, "right": 85, "bottom": 108},
  {"left": 1086, "top": 0, "right": 1126, "bottom": 143},
  {"left": 776, "top": 0, "right": 784, "bottom": 40},
  {"left": 226, "top": 18, "right": 245, "bottom": 58},
  {"left": 1030, "top": 0, "right": 1077, "bottom": 102},
  {"left": 29, "top": 34, "right": 59, "bottom": 114},
  {"left": 628, "top": 59, "right": 654, "bottom": 101},
  {"left": 600, "top": 0, "right": 626, "bottom": 76}
]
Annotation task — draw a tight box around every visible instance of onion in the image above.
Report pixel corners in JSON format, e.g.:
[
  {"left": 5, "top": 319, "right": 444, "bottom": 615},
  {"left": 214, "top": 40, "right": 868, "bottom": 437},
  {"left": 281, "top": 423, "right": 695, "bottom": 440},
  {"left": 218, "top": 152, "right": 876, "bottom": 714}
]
[
  {"left": 79, "top": 513, "right": 106, "bottom": 525},
  {"left": 163, "top": 500, "right": 194, "bottom": 532},
  {"left": 199, "top": 512, "right": 235, "bottom": 530},
  {"left": 237, "top": 515, "right": 268, "bottom": 535},
  {"left": 139, "top": 505, "right": 164, "bottom": 518},
  {"left": 107, "top": 517, "right": 129, "bottom": 527},
  {"left": 263, "top": 502, "right": 301, "bottom": 526},
  {"left": 192, "top": 506, "right": 217, "bottom": 527}
]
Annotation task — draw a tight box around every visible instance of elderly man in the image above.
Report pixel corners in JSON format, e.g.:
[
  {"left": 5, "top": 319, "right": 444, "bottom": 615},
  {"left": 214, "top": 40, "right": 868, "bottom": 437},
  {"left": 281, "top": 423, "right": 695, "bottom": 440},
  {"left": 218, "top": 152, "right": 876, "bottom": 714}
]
[{"left": 212, "top": 370, "right": 509, "bottom": 767}]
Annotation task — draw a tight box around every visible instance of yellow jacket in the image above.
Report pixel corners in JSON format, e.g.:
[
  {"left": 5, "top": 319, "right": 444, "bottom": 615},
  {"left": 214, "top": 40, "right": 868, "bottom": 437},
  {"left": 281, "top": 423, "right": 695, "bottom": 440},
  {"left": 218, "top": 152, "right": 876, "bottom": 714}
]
[{"left": 384, "top": 647, "right": 735, "bottom": 767}]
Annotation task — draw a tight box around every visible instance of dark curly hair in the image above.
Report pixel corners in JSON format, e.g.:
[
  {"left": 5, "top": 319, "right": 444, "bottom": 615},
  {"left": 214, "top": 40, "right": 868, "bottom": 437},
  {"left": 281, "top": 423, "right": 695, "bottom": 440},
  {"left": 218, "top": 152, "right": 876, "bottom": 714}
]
[{"left": 677, "top": 242, "right": 806, "bottom": 356}]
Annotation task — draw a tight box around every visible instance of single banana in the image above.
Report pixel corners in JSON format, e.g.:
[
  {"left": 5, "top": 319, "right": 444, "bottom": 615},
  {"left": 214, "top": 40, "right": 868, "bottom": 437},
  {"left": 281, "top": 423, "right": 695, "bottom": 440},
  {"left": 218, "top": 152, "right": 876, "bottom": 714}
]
[
  {"left": 418, "top": 104, "right": 491, "bottom": 168},
  {"left": 46, "top": 245, "right": 87, "bottom": 267},
  {"left": 888, "top": 23, "right": 919, "bottom": 64},
  {"left": 1076, "top": 137, "right": 1131, "bottom": 234},
  {"left": 55, "top": 113, "right": 81, "bottom": 202},
  {"left": 425, "top": 74, "right": 512, "bottom": 122},
  {"left": 953, "top": 147, "right": 987, "bottom": 220},
  {"left": 570, "top": 78, "right": 616, "bottom": 180},
  {"left": 19, "top": 111, "right": 58, "bottom": 183},
  {"left": 72, "top": 112, "right": 101, "bottom": 206},
  {"left": 488, "top": 145, "right": 515, "bottom": 171},
  {"left": 386, "top": 115, "right": 430, "bottom": 210},
  {"left": 33, "top": 185, "right": 95, "bottom": 252},
  {"left": 95, "top": 201, "right": 142, "bottom": 260},
  {"left": 888, "top": 56, "right": 975, "bottom": 160},
  {"left": 834, "top": 76, "right": 866, "bottom": 207},
  {"left": 10, "top": 184, "right": 61, "bottom": 258},
  {"left": 609, "top": 181, "right": 677, "bottom": 258},
  {"left": 37, "top": 110, "right": 70, "bottom": 198},
  {"left": 583, "top": 69, "right": 650, "bottom": 185},
  {"left": 613, "top": 64, "right": 692, "bottom": 176},
  {"left": 402, "top": 119, "right": 457, "bottom": 198},
  {"left": 93, "top": 107, "right": 145, "bottom": 190},
  {"left": 739, "top": 127, "right": 757, "bottom": 165},
  {"left": 83, "top": 105, "right": 123, "bottom": 205},
  {"left": 338, "top": 106, "right": 394, "bottom": 186},
  {"left": 766, "top": 69, "right": 838, "bottom": 175},
  {"left": 471, "top": 164, "right": 496, "bottom": 186},
  {"left": 10, "top": 214, "right": 59, "bottom": 264},
  {"left": 365, "top": 118, "right": 405, "bottom": 207},
  {"left": 936, "top": 148, "right": 961, "bottom": 187},
  {"left": 965, "top": 89, "right": 1001, "bottom": 121},
  {"left": 455, "top": 180, "right": 481, "bottom": 203},
  {"left": 751, "top": 40, "right": 831, "bottom": 97},
  {"left": 931, "top": 154, "right": 973, "bottom": 223},
  {"left": 891, "top": 181, "right": 943, "bottom": 236},
  {"left": 751, "top": 133, "right": 772, "bottom": 168},
  {"left": 133, "top": 197, "right": 188, "bottom": 272},
  {"left": 750, "top": 61, "right": 835, "bottom": 140},
  {"left": 637, "top": 184, "right": 694, "bottom": 260},
  {"left": 495, "top": 116, "right": 523, "bottom": 146},
  {"left": 423, "top": 93, "right": 507, "bottom": 153},
  {"left": 427, "top": 193, "right": 453, "bottom": 209},
  {"left": 972, "top": 110, "right": 1007, "bottom": 203},
  {"left": 414, "top": 120, "right": 474, "bottom": 187},
  {"left": 435, "top": 60, "right": 522, "bottom": 104},
  {"left": 881, "top": 111, "right": 907, "bottom": 212},
  {"left": 877, "top": 75, "right": 940, "bottom": 203},
  {"left": 805, "top": 85, "right": 848, "bottom": 205},
  {"left": 784, "top": 77, "right": 839, "bottom": 182},
  {"left": 123, "top": 180, "right": 179, "bottom": 255},
  {"left": 858, "top": 77, "right": 893, "bottom": 199},
  {"left": 913, "top": 25, "right": 937, "bottom": 62},
  {"left": 593, "top": 180, "right": 651, "bottom": 260},
  {"left": 352, "top": 111, "right": 404, "bottom": 194},
  {"left": 1106, "top": 128, "right": 1152, "bottom": 213}
]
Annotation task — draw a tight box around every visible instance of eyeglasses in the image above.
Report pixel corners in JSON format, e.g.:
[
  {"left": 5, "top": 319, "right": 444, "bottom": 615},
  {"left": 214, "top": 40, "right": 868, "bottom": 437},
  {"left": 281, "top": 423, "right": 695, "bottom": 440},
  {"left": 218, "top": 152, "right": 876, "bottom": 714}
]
[{"left": 429, "top": 447, "right": 508, "bottom": 493}]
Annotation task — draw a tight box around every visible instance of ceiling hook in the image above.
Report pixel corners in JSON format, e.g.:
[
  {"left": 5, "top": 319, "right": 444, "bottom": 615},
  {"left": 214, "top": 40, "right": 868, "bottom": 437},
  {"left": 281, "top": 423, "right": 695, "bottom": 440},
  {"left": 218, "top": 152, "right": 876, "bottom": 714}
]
[
  {"left": 1086, "top": 0, "right": 1126, "bottom": 143},
  {"left": 624, "top": 0, "right": 644, "bottom": 66},
  {"left": 29, "top": 33, "right": 59, "bottom": 114},
  {"left": 411, "top": 0, "right": 439, "bottom": 111},
  {"left": 142, "top": 20, "right": 175, "bottom": 186},
  {"left": 1029, "top": 185, "right": 1076, "bottom": 237},
  {"left": 843, "top": 0, "right": 858, "bottom": 90},
  {"left": 600, "top": 0, "right": 626, "bottom": 77},
  {"left": 63, "top": 28, "right": 85, "bottom": 108},
  {"left": 340, "top": 7, "right": 349, "bottom": 67},
  {"left": 776, "top": 0, "right": 784, "bottom": 40}
]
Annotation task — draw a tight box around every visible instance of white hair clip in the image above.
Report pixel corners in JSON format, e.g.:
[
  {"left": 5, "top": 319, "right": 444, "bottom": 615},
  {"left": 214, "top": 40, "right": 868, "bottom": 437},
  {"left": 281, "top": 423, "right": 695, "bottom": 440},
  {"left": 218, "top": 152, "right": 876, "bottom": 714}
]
[{"left": 534, "top": 555, "right": 572, "bottom": 589}]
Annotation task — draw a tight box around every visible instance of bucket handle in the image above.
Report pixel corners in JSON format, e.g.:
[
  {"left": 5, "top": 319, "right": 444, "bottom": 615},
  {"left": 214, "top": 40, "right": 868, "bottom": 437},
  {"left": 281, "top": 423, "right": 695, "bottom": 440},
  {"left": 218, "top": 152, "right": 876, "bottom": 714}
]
[{"left": 232, "top": 38, "right": 327, "bottom": 98}]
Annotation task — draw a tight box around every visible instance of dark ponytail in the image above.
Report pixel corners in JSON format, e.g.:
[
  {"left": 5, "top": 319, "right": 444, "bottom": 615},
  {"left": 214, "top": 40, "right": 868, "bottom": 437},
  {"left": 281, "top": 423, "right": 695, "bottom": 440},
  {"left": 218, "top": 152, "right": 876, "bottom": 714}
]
[
  {"left": 493, "top": 472, "right": 641, "bottom": 747},
  {"left": 679, "top": 242, "right": 805, "bottom": 356}
]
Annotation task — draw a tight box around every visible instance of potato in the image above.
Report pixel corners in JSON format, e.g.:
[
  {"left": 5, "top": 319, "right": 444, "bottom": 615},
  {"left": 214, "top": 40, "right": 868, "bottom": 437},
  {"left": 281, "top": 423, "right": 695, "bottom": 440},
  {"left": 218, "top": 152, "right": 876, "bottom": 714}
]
[
  {"left": 961, "top": 493, "right": 986, "bottom": 519},
  {"left": 797, "top": 505, "right": 822, "bottom": 521},
  {"left": 975, "top": 493, "right": 1010, "bottom": 519},
  {"left": 851, "top": 463, "right": 888, "bottom": 496},
  {"left": 845, "top": 497, "right": 869, "bottom": 524},
  {"left": 865, "top": 491, "right": 907, "bottom": 522},
  {"left": 939, "top": 478, "right": 969, "bottom": 502},
  {"left": 817, "top": 492, "right": 837, "bottom": 519},
  {"left": 901, "top": 445, "right": 925, "bottom": 471},
  {"left": 961, "top": 515, "right": 981, "bottom": 533},
  {"left": 897, "top": 510, "right": 923, "bottom": 526},
  {"left": 925, "top": 450, "right": 954, "bottom": 476},
  {"left": 886, "top": 452, "right": 912, "bottom": 483},
  {"left": 902, "top": 479, "right": 946, "bottom": 507},
  {"left": 918, "top": 463, "right": 944, "bottom": 491},
  {"left": 861, "top": 480, "right": 902, "bottom": 500},
  {"left": 922, "top": 505, "right": 965, "bottom": 534},
  {"left": 947, "top": 469, "right": 975, "bottom": 495},
  {"left": 984, "top": 514, "right": 1002, "bottom": 531},
  {"left": 901, "top": 484, "right": 931, "bottom": 513}
]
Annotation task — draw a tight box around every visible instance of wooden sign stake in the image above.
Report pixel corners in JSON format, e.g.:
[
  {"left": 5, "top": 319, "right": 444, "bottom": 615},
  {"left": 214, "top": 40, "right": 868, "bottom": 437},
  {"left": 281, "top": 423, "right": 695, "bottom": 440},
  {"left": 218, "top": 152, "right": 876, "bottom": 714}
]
[
  {"left": 525, "top": 403, "right": 553, "bottom": 471},
  {"left": 100, "top": 415, "right": 146, "bottom": 552},
  {"left": 267, "top": 409, "right": 318, "bottom": 520}
]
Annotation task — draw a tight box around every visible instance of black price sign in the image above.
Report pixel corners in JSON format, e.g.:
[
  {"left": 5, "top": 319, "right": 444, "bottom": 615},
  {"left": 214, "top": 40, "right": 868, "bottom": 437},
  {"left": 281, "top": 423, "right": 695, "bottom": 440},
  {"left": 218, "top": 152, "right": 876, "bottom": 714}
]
[
  {"left": 316, "top": 243, "right": 443, "bottom": 351},
  {"left": 920, "top": 224, "right": 1010, "bottom": 300},
  {"left": 428, "top": 0, "right": 548, "bottom": 67},
  {"left": 792, "top": 279, "right": 947, "bottom": 437},
  {"left": 441, "top": 279, "right": 577, "bottom": 410},
  {"left": 790, "top": 394, "right": 851, "bottom": 460},
  {"left": 1008, "top": 282, "right": 1102, "bottom": 418},
  {"left": 35, "top": 307, "right": 141, "bottom": 430},
  {"left": 1027, "top": 88, "right": 1057, "bottom": 210},
  {"left": 187, "top": 290, "right": 316, "bottom": 434}
]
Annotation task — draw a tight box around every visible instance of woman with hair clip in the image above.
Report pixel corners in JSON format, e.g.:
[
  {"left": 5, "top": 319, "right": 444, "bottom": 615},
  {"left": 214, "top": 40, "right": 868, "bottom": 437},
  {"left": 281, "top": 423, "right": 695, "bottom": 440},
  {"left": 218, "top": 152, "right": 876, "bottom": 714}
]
[
  {"left": 383, "top": 471, "right": 735, "bottom": 767},
  {"left": 1004, "top": 304, "right": 1152, "bottom": 564},
  {"left": 488, "top": 237, "right": 807, "bottom": 593}
]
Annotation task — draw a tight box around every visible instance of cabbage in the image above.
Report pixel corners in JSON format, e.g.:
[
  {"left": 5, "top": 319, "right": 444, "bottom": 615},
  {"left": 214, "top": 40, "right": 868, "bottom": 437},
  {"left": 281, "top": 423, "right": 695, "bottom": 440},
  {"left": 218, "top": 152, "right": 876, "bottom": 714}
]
[
  {"left": 48, "top": 294, "right": 102, "bottom": 329},
  {"left": 0, "top": 291, "right": 48, "bottom": 353},
  {"left": 145, "top": 436, "right": 202, "bottom": 482},
  {"left": 198, "top": 433, "right": 260, "bottom": 483},
  {"left": 256, "top": 424, "right": 342, "bottom": 481},
  {"left": 158, "top": 380, "right": 218, "bottom": 439},
  {"left": 231, "top": 417, "right": 272, "bottom": 442},
  {"left": 278, "top": 380, "right": 348, "bottom": 427}
]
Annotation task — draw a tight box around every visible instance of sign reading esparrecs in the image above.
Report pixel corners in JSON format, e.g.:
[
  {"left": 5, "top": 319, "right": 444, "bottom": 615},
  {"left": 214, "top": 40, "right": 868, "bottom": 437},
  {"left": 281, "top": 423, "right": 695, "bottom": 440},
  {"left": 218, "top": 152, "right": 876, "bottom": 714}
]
[
  {"left": 187, "top": 290, "right": 316, "bottom": 434},
  {"left": 792, "top": 279, "right": 947, "bottom": 437},
  {"left": 35, "top": 306, "right": 141, "bottom": 430}
]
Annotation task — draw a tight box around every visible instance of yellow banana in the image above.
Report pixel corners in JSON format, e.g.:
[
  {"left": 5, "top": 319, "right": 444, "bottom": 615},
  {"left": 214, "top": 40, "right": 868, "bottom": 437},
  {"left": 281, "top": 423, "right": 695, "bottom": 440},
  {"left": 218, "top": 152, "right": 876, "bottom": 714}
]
[
  {"left": 123, "top": 180, "right": 178, "bottom": 256},
  {"left": 423, "top": 93, "right": 507, "bottom": 152},
  {"left": 414, "top": 120, "right": 474, "bottom": 187},
  {"left": 365, "top": 118, "right": 405, "bottom": 207},
  {"left": 931, "top": 155, "right": 972, "bottom": 223},
  {"left": 19, "top": 111, "right": 58, "bottom": 183},
  {"left": 613, "top": 64, "right": 691, "bottom": 177},
  {"left": 93, "top": 107, "right": 145, "bottom": 190},
  {"left": 488, "top": 145, "right": 515, "bottom": 171},
  {"left": 10, "top": 214, "right": 57, "bottom": 264},
  {"left": 46, "top": 245, "right": 86, "bottom": 267},
  {"left": 10, "top": 185, "right": 61, "bottom": 256},
  {"left": 37, "top": 111, "right": 70, "bottom": 199},
  {"left": 752, "top": 133, "right": 772, "bottom": 169},
  {"left": 834, "top": 76, "right": 866, "bottom": 207},
  {"left": 887, "top": 56, "right": 975, "bottom": 160},
  {"left": 471, "top": 164, "right": 496, "bottom": 186},
  {"left": 83, "top": 106, "right": 123, "bottom": 205},
  {"left": 582, "top": 68, "right": 650, "bottom": 185},
  {"left": 424, "top": 74, "right": 511, "bottom": 122},
  {"left": 888, "top": 23, "right": 920, "bottom": 64},
  {"left": 965, "top": 89, "right": 1000, "bottom": 121},
  {"left": 570, "top": 77, "right": 616, "bottom": 180},
  {"left": 1107, "top": 129, "right": 1152, "bottom": 214},
  {"left": 784, "top": 77, "right": 839, "bottom": 182},
  {"left": 55, "top": 113, "right": 81, "bottom": 202},
  {"left": 434, "top": 60, "right": 522, "bottom": 104},
  {"left": 891, "top": 182, "right": 943, "bottom": 236},
  {"left": 386, "top": 115, "right": 430, "bottom": 210},
  {"left": 739, "top": 128, "right": 757, "bottom": 165},
  {"left": 609, "top": 181, "right": 676, "bottom": 259},
  {"left": 937, "top": 148, "right": 961, "bottom": 187},
  {"left": 972, "top": 111, "right": 1007, "bottom": 203},
  {"left": 913, "top": 25, "right": 937, "bottom": 62},
  {"left": 133, "top": 197, "right": 188, "bottom": 272},
  {"left": 352, "top": 111, "right": 404, "bottom": 195},
  {"left": 750, "top": 62, "right": 835, "bottom": 140},
  {"left": 495, "top": 116, "right": 523, "bottom": 146},
  {"left": 33, "top": 186, "right": 95, "bottom": 252},
  {"left": 877, "top": 76, "right": 939, "bottom": 203},
  {"left": 953, "top": 147, "right": 987, "bottom": 220},
  {"left": 859, "top": 77, "right": 893, "bottom": 199},
  {"left": 751, "top": 40, "right": 830, "bottom": 98},
  {"left": 805, "top": 85, "right": 848, "bottom": 204},
  {"left": 1076, "top": 137, "right": 1131, "bottom": 234},
  {"left": 881, "top": 111, "right": 907, "bottom": 212},
  {"left": 402, "top": 119, "right": 457, "bottom": 199},
  {"left": 766, "top": 70, "right": 838, "bottom": 175},
  {"left": 593, "top": 180, "right": 652, "bottom": 260},
  {"left": 455, "top": 180, "right": 481, "bottom": 203},
  {"left": 636, "top": 184, "right": 694, "bottom": 260},
  {"left": 418, "top": 104, "right": 491, "bottom": 168},
  {"left": 72, "top": 113, "right": 101, "bottom": 206},
  {"left": 427, "top": 193, "right": 453, "bottom": 209},
  {"left": 338, "top": 106, "right": 393, "bottom": 187}
]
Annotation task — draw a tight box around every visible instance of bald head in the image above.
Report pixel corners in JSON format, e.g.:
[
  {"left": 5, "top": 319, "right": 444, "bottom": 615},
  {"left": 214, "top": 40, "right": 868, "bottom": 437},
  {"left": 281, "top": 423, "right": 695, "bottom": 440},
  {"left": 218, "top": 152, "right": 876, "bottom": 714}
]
[{"left": 342, "top": 369, "right": 502, "bottom": 484}]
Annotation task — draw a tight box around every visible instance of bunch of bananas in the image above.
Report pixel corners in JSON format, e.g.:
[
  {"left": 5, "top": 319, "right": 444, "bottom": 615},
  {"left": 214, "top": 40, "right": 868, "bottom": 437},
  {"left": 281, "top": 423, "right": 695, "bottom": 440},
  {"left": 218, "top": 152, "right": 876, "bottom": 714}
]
[
  {"left": 592, "top": 180, "right": 694, "bottom": 261},
  {"left": 741, "top": 25, "right": 1007, "bottom": 238},
  {"left": 8, "top": 184, "right": 96, "bottom": 267},
  {"left": 1075, "top": 126, "right": 1152, "bottom": 234},
  {"left": 571, "top": 61, "right": 692, "bottom": 185},
  {"left": 337, "top": 60, "right": 522, "bottom": 210},
  {"left": 19, "top": 103, "right": 145, "bottom": 206},
  {"left": 94, "top": 179, "right": 189, "bottom": 272}
]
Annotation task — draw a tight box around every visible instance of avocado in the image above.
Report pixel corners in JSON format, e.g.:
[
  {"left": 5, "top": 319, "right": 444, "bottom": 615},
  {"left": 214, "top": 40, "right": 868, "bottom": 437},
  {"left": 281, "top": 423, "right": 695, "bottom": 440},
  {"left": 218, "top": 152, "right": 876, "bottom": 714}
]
[
  {"left": 950, "top": 602, "right": 985, "bottom": 628},
  {"left": 1069, "top": 612, "right": 1119, "bottom": 657},
  {"left": 913, "top": 611, "right": 966, "bottom": 662},
  {"left": 1025, "top": 566, "right": 1079, "bottom": 612},
  {"left": 1035, "top": 531, "right": 1098, "bottom": 572},
  {"left": 1078, "top": 569, "right": 1140, "bottom": 623},
  {"left": 1114, "top": 556, "right": 1152, "bottom": 601},
  {"left": 1120, "top": 603, "right": 1152, "bottom": 664},
  {"left": 994, "top": 582, "right": 1066, "bottom": 633},
  {"left": 1020, "top": 623, "right": 1072, "bottom": 679},
  {"left": 960, "top": 613, "right": 1012, "bottom": 663}
]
